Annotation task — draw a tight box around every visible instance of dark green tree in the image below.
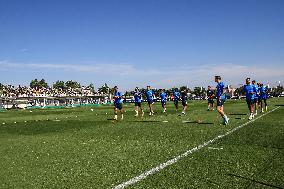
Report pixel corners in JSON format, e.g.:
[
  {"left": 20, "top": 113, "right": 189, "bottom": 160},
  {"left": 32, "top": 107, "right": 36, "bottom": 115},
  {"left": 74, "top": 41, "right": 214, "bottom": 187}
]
[{"left": 53, "top": 80, "right": 65, "bottom": 90}]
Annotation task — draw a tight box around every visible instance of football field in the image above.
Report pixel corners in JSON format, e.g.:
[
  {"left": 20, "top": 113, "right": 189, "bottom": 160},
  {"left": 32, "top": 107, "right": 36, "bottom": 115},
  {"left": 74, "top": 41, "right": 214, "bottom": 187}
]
[{"left": 0, "top": 98, "right": 283, "bottom": 189}]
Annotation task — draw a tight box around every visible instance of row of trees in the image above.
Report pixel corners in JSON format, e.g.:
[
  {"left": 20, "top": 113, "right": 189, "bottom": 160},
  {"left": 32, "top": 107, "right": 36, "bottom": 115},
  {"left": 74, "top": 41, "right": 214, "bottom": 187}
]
[{"left": 29, "top": 79, "right": 94, "bottom": 92}]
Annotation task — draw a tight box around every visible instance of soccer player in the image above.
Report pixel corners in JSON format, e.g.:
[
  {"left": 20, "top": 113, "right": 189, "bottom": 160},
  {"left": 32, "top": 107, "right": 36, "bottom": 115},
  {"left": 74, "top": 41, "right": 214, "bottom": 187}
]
[
  {"left": 113, "top": 86, "right": 124, "bottom": 120},
  {"left": 252, "top": 80, "right": 259, "bottom": 116},
  {"left": 243, "top": 78, "right": 257, "bottom": 120},
  {"left": 206, "top": 86, "right": 215, "bottom": 111},
  {"left": 146, "top": 85, "right": 155, "bottom": 116},
  {"left": 134, "top": 87, "right": 144, "bottom": 117},
  {"left": 173, "top": 88, "right": 180, "bottom": 112},
  {"left": 180, "top": 87, "right": 188, "bottom": 115},
  {"left": 160, "top": 89, "right": 167, "bottom": 113},
  {"left": 215, "top": 76, "right": 229, "bottom": 125},
  {"left": 259, "top": 83, "right": 268, "bottom": 112}
]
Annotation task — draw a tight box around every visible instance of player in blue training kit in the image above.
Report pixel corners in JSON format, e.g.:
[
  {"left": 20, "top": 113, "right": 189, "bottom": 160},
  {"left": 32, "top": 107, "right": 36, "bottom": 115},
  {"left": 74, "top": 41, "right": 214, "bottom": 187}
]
[
  {"left": 243, "top": 78, "right": 258, "bottom": 120},
  {"left": 113, "top": 86, "right": 124, "bottom": 120},
  {"left": 160, "top": 89, "right": 167, "bottom": 113},
  {"left": 173, "top": 89, "right": 180, "bottom": 112},
  {"left": 146, "top": 85, "right": 155, "bottom": 116},
  {"left": 207, "top": 86, "right": 215, "bottom": 111},
  {"left": 259, "top": 83, "right": 268, "bottom": 112},
  {"left": 215, "top": 76, "right": 229, "bottom": 125},
  {"left": 252, "top": 80, "right": 259, "bottom": 116},
  {"left": 133, "top": 87, "right": 144, "bottom": 117}
]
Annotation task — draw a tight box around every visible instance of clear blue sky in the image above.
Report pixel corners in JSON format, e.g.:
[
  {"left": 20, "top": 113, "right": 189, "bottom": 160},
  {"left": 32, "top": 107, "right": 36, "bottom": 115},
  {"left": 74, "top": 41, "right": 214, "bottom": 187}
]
[{"left": 0, "top": 0, "right": 283, "bottom": 90}]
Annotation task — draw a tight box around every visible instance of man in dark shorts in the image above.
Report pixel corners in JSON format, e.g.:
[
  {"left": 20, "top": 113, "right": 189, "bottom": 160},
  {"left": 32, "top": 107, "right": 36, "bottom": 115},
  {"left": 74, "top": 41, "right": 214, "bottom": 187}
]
[
  {"left": 243, "top": 78, "right": 257, "bottom": 120},
  {"left": 146, "top": 85, "right": 155, "bottom": 116},
  {"left": 215, "top": 76, "right": 229, "bottom": 125},
  {"left": 134, "top": 87, "right": 144, "bottom": 117},
  {"left": 160, "top": 89, "right": 167, "bottom": 113},
  {"left": 173, "top": 88, "right": 180, "bottom": 113},
  {"left": 207, "top": 86, "right": 215, "bottom": 111},
  {"left": 113, "top": 86, "right": 124, "bottom": 120}
]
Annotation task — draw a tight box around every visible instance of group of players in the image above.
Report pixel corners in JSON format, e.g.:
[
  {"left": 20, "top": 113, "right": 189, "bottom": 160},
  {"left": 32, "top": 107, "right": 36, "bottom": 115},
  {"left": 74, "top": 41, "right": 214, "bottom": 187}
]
[{"left": 112, "top": 76, "right": 268, "bottom": 124}]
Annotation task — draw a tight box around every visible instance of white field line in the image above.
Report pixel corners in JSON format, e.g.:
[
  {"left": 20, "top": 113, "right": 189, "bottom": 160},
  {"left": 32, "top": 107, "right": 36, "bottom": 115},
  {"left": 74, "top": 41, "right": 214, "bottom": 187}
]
[{"left": 113, "top": 106, "right": 280, "bottom": 189}]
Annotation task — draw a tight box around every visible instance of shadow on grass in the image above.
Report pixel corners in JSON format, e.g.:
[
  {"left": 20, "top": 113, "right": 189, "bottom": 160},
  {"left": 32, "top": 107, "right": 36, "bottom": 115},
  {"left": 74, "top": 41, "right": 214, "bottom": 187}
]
[
  {"left": 275, "top": 104, "right": 284, "bottom": 106},
  {"left": 0, "top": 120, "right": 108, "bottom": 135},
  {"left": 229, "top": 113, "right": 247, "bottom": 115},
  {"left": 182, "top": 121, "right": 214, "bottom": 125},
  {"left": 227, "top": 173, "right": 283, "bottom": 189}
]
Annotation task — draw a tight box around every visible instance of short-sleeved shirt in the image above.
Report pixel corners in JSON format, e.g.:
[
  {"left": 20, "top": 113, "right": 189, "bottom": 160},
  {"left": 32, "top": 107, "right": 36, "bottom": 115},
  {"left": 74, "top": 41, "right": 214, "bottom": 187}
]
[
  {"left": 114, "top": 91, "right": 123, "bottom": 104},
  {"left": 243, "top": 84, "right": 257, "bottom": 101},
  {"left": 173, "top": 91, "right": 180, "bottom": 101},
  {"left": 181, "top": 91, "right": 188, "bottom": 102},
  {"left": 134, "top": 92, "right": 142, "bottom": 103},
  {"left": 207, "top": 90, "right": 214, "bottom": 99},
  {"left": 146, "top": 90, "right": 154, "bottom": 102},
  {"left": 260, "top": 86, "right": 268, "bottom": 99},
  {"left": 216, "top": 82, "right": 225, "bottom": 98},
  {"left": 160, "top": 92, "right": 167, "bottom": 102}
]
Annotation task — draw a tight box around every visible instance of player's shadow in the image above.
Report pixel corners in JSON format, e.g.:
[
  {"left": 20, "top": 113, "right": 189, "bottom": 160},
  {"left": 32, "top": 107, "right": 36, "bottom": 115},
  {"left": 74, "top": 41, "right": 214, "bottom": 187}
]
[
  {"left": 226, "top": 173, "right": 283, "bottom": 189},
  {"left": 132, "top": 120, "right": 161, "bottom": 123},
  {"left": 229, "top": 113, "right": 247, "bottom": 115},
  {"left": 183, "top": 121, "right": 214, "bottom": 125},
  {"left": 275, "top": 104, "right": 284, "bottom": 106}
]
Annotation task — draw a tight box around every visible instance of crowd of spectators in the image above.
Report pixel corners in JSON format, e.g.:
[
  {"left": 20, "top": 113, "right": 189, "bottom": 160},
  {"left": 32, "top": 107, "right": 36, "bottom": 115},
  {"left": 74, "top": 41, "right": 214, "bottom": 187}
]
[{"left": 0, "top": 84, "right": 95, "bottom": 98}]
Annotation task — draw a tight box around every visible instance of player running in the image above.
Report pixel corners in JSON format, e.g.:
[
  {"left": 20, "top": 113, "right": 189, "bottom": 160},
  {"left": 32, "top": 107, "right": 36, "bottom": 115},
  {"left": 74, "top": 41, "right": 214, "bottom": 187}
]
[
  {"left": 173, "top": 88, "right": 180, "bottom": 112},
  {"left": 259, "top": 83, "right": 268, "bottom": 112},
  {"left": 243, "top": 78, "right": 257, "bottom": 120},
  {"left": 215, "top": 76, "right": 229, "bottom": 125},
  {"left": 252, "top": 80, "right": 259, "bottom": 116},
  {"left": 206, "top": 86, "right": 215, "bottom": 111},
  {"left": 113, "top": 86, "right": 124, "bottom": 120},
  {"left": 146, "top": 85, "right": 155, "bottom": 116},
  {"left": 134, "top": 87, "right": 144, "bottom": 117},
  {"left": 160, "top": 89, "right": 167, "bottom": 113},
  {"left": 180, "top": 87, "right": 188, "bottom": 115}
]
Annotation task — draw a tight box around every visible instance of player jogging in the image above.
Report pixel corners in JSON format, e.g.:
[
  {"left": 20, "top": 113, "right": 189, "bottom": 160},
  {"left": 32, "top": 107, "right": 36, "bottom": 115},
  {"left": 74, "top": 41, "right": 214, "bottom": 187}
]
[
  {"left": 252, "top": 80, "right": 259, "bottom": 116},
  {"left": 180, "top": 87, "right": 188, "bottom": 115},
  {"left": 160, "top": 89, "right": 167, "bottom": 113},
  {"left": 243, "top": 78, "right": 257, "bottom": 120},
  {"left": 173, "top": 88, "right": 180, "bottom": 112},
  {"left": 146, "top": 85, "right": 155, "bottom": 116},
  {"left": 113, "top": 86, "right": 124, "bottom": 120},
  {"left": 259, "top": 83, "right": 268, "bottom": 112},
  {"left": 207, "top": 86, "right": 215, "bottom": 111},
  {"left": 134, "top": 87, "right": 144, "bottom": 117},
  {"left": 215, "top": 76, "right": 229, "bottom": 125}
]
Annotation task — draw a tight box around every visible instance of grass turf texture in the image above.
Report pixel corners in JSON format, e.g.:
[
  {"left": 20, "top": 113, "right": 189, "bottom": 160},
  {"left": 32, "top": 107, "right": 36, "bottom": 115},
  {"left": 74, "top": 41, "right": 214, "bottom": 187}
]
[{"left": 0, "top": 98, "right": 283, "bottom": 188}]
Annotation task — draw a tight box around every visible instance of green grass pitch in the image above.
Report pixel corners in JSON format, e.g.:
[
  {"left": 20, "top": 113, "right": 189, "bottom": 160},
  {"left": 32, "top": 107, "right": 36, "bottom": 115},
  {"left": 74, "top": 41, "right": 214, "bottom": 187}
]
[{"left": 0, "top": 98, "right": 283, "bottom": 188}]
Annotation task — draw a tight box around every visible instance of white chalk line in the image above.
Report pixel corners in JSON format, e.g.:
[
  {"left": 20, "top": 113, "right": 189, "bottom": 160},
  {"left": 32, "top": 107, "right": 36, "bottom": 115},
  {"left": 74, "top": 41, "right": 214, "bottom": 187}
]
[{"left": 113, "top": 106, "right": 280, "bottom": 189}]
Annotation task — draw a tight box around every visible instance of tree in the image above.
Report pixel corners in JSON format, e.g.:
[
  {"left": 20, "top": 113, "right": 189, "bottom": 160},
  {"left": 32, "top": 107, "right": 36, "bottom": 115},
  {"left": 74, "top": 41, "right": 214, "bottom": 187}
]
[
  {"left": 65, "top": 80, "right": 81, "bottom": 89},
  {"left": 39, "top": 79, "right": 48, "bottom": 88},
  {"left": 30, "top": 79, "right": 39, "bottom": 88},
  {"left": 88, "top": 83, "right": 95, "bottom": 93},
  {"left": 193, "top": 87, "right": 206, "bottom": 97},
  {"left": 98, "top": 83, "right": 110, "bottom": 94},
  {"left": 53, "top": 80, "right": 65, "bottom": 90}
]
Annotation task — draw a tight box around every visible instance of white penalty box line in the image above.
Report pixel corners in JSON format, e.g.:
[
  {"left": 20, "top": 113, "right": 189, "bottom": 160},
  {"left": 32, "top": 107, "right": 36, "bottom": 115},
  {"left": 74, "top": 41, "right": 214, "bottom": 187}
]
[{"left": 113, "top": 106, "right": 281, "bottom": 189}]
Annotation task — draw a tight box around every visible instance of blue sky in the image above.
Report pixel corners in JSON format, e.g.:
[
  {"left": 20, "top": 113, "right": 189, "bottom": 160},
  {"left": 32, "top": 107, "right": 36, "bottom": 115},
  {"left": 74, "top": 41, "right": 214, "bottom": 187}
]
[{"left": 0, "top": 0, "right": 283, "bottom": 90}]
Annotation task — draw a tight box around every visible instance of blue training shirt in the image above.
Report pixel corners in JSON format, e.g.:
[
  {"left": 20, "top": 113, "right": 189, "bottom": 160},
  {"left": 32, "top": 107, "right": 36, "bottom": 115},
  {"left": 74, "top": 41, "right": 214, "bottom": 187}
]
[
  {"left": 243, "top": 84, "right": 257, "bottom": 100},
  {"left": 216, "top": 82, "right": 225, "bottom": 98},
  {"left": 160, "top": 92, "right": 167, "bottom": 102},
  {"left": 173, "top": 91, "right": 180, "bottom": 101},
  {"left": 134, "top": 92, "right": 142, "bottom": 103},
  {"left": 260, "top": 86, "right": 268, "bottom": 99},
  {"left": 114, "top": 91, "right": 123, "bottom": 104},
  {"left": 146, "top": 90, "right": 153, "bottom": 101},
  {"left": 253, "top": 85, "right": 259, "bottom": 99}
]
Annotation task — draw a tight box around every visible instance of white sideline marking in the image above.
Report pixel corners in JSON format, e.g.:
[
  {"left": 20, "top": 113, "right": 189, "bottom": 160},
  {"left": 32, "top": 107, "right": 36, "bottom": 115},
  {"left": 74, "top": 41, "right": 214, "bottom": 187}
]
[{"left": 113, "top": 106, "right": 280, "bottom": 189}]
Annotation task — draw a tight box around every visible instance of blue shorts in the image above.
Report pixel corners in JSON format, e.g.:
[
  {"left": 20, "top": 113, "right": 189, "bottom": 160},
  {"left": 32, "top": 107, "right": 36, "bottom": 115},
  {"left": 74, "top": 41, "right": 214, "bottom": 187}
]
[
  {"left": 147, "top": 99, "right": 153, "bottom": 105},
  {"left": 114, "top": 102, "right": 123, "bottom": 110}
]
